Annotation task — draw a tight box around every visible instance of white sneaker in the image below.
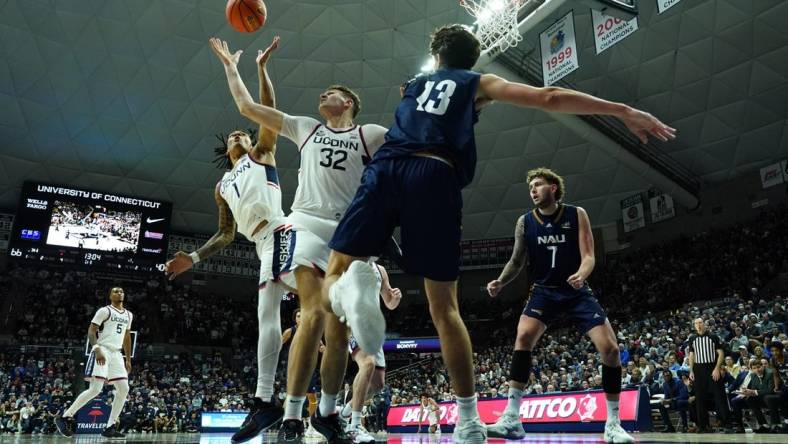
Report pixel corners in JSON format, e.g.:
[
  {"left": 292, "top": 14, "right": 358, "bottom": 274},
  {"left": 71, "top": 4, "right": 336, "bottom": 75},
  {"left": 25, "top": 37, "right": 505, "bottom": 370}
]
[
  {"left": 486, "top": 411, "right": 525, "bottom": 439},
  {"left": 330, "top": 261, "right": 386, "bottom": 353},
  {"left": 348, "top": 424, "right": 375, "bottom": 443},
  {"left": 603, "top": 422, "right": 635, "bottom": 443},
  {"left": 453, "top": 418, "right": 487, "bottom": 443},
  {"left": 305, "top": 422, "right": 323, "bottom": 439}
]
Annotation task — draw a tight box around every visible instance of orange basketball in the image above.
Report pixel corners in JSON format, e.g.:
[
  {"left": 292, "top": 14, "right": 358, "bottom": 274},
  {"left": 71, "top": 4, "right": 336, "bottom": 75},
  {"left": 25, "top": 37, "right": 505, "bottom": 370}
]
[{"left": 226, "top": 0, "right": 267, "bottom": 33}]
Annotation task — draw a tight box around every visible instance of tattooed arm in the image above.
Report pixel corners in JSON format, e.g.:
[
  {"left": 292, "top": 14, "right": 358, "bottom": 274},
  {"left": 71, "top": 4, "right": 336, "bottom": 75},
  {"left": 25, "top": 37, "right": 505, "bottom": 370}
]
[
  {"left": 486, "top": 215, "right": 527, "bottom": 297},
  {"left": 165, "top": 186, "right": 236, "bottom": 280}
]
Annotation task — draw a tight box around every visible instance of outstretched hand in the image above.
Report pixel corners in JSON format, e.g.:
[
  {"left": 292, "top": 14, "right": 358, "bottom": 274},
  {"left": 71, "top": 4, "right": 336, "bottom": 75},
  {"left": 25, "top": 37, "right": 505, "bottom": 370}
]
[
  {"left": 209, "top": 37, "right": 243, "bottom": 67},
  {"left": 165, "top": 251, "right": 194, "bottom": 281},
  {"left": 256, "top": 36, "right": 280, "bottom": 67},
  {"left": 620, "top": 107, "right": 676, "bottom": 144}
]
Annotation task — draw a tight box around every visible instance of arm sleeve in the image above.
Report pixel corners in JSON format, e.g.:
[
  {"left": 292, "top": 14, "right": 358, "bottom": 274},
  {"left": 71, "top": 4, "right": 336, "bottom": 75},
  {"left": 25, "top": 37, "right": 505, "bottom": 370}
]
[
  {"left": 279, "top": 114, "right": 321, "bottom": 146},
  {"left": 360, "top": 124, "right": 388, "bottom": 156},
  {"left": 91, "top": 307, "right": 109, "bottom": 326}
]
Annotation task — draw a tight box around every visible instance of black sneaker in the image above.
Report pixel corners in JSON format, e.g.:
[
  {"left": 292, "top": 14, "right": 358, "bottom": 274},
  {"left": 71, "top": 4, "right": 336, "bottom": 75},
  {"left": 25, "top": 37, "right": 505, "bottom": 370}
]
[
  {"left": 276, "top": 419, "right": 304, "bottom": 444},
  {"left": 232, "top": 398, "right": 284, "bottom": 443},
  {"left": 55, "top": 415, "right": 76, "bottom": 438},
  {"left": 101, "top": 423, "right": 125, "bottom": 439},
  {"left": 310, "top": 410, "right": 353, "bottom": 444}
]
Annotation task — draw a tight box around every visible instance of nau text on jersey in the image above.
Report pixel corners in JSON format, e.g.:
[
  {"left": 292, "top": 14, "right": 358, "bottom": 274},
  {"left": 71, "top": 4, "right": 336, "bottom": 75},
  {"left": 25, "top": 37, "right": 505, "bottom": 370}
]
[{"left": 537, "top": 234, "right": 566, "bottom": 245}]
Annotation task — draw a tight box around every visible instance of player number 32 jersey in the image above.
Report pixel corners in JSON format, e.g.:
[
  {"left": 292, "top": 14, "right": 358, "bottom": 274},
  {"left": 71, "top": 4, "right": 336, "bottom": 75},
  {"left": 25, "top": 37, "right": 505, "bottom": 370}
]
[{"left": 91, "top": 306, "right": 133, "bottom": 351}]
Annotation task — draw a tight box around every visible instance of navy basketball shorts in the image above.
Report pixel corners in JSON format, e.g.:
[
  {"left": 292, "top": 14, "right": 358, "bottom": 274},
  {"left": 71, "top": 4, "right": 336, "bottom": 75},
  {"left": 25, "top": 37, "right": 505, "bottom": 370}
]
[
  {"left": 522, "top": 284, "right": 608, "bottom": 333},
  {"left": 329, "top": 156, "right": 462, "bottom": 281}
]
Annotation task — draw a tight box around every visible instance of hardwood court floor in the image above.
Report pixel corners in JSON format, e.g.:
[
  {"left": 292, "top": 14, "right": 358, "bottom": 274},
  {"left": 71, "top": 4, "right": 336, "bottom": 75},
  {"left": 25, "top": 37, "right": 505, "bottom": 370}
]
[{"left": 9, "top": 431, "right": 787, "bottom": 443}]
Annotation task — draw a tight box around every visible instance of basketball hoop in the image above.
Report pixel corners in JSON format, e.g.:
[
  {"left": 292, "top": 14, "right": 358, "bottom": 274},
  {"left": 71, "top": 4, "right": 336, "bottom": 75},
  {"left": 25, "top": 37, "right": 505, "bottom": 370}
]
[{"left": 460, "top": 0, "right": 523, "bottom": 52}]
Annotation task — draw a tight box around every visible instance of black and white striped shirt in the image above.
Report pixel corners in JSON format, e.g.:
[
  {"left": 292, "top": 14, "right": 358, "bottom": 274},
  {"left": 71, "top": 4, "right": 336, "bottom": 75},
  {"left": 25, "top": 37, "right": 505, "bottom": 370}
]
[{"left": 688, "top": 333, "right": 722, "bottom": 365}]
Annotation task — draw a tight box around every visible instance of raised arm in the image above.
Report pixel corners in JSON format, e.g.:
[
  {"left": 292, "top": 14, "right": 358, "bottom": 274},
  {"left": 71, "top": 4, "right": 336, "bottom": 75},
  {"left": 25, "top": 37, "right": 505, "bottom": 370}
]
[
  {"left": 377, "top": 264, "right": 402, "bottom": 310},
  {"left": 567, "top": 207, "right": 595, "bottom": 289},
  {"left": 487, "top": 215, "right": 527, "bottom": 297},
  {"left": 253, "top": 36, "right": 280, "bottom": 157},
  {"left": 478, "top": 73, "right": 676, "bottom": 144},
  {"left": 209, "top": 37, "right": 284, "bottom": 133},
  {"left": 165, "top": 186, "right": 236, "bottom": 280}
]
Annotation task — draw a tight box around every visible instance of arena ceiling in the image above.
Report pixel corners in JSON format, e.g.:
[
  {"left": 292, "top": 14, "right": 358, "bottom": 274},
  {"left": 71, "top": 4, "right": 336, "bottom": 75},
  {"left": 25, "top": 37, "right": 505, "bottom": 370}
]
[{"left": 0, "top": 0, "right": 786, "bottom": 239}]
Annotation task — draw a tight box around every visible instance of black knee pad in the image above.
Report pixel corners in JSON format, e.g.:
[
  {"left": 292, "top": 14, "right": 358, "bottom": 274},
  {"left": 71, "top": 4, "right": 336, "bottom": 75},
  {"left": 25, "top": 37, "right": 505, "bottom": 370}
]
[
  {"left": 509, "top": 350, "right": 532, "bottom": 384},
  {"left": 602, "top": 364, "right": 622, "bottom": 394}
]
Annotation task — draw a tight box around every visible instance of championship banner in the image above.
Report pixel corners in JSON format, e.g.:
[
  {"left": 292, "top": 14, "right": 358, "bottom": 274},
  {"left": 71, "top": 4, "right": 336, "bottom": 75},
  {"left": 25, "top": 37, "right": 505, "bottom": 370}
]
[
  {"left": 657, "top": 0, "right": 682, "bottom": 14},
  {"left": 540, "top": 11, "right": 579, "bottom": 86},
  {"left": 760, "top": 162, "right": 784, "bottom": 189},
  {"left": 621, "top": 194, "right": 645, "bottom": 233},
  {"left": 75, "top": 400, "right": 111, "bottom": 434},
  {"left": 649, "top": 194, "right": 675, "bottom": 223},
  {"left": 387, "top": 388, "right": 651, "bottom": 433},
  {"left": 592, "top": 9, "right": 639, "bottom": 54}
]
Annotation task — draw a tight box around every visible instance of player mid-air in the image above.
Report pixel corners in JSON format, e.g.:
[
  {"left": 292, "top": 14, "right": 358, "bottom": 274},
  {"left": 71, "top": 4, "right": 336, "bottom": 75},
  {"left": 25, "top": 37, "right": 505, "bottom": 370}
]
[
  {"left": 208, "top": 36, "right": 391, "bottom": 443},
  {"left": 55, "top": 287, "right": 133, "bottom": 439},
  {"left": 165, "top": 37, "right": 296, "bottom": 443},
  {"left": 487, "top": 168, "right": 634, "bottom": 442},
  {"left": 322, "top": 24, "right": 675, "bottom": 443}
]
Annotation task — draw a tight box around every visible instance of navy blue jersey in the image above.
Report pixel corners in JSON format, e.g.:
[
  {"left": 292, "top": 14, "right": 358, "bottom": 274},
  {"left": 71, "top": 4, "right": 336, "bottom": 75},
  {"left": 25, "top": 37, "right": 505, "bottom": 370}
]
[
  {"left": 374, "top": 68, "right": 481, "bottom": 187},
  {"left": 524, "top": 204, "right": 582, "bottom": 288}
]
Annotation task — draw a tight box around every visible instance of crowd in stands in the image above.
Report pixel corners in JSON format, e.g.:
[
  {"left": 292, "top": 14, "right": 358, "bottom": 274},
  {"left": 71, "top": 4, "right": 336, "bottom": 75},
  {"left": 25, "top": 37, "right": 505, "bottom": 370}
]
[{"left": 0, "top": 205, "right": 786, "bottom": 434}]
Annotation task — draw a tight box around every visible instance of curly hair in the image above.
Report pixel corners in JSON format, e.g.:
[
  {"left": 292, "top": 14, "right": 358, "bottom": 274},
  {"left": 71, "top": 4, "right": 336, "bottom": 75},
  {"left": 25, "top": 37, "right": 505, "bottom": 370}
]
[
  {"left": 213, "top": 129, "right": 258, "bottom": 170},
  {"left": 429, "top": 24, "right": 481, "bottom": 70},
  {"left": 526, "top": 167, "right": 566, "bottom": 202}
]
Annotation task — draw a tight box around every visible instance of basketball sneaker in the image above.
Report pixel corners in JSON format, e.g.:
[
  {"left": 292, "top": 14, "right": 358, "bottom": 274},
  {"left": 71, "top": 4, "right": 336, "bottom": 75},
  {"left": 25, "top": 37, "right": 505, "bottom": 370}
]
[
  {"left": 330, "top": 260, "right": 385, "bottom": 354},
  {"left": 304, "top": 421, "right": 323, "bottom": 440},
  {"left": 453, "top": 418, "right": 487, "bottom": 443},
  {"left": 232, "top": 397, "right": 284, "bottom": 443},
  {"left": 486, "top": 411, "right": 525, "bottom": 439},
  {"left": 276, "top": 419, "right": 304, "bottom": 444},
  {"left": 55, "top": 415, "right": 76, "bottom": 438},
  {"left": 603, "top": 421, "right": 635, "bottom": 443},
  {"left": 101, "top": 423, "right": 125, "bottom": 439},
  {"left": 347, "top": 423, "right": 375, "bottom": 443},
  {"left": 310, "top": 410, "right": 353, "bottom": 444}
]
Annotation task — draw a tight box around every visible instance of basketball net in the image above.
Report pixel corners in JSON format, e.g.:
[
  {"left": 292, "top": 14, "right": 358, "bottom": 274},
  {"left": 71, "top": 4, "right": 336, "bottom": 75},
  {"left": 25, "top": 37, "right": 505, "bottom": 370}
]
[{"left": 460, "top": 0, "right": 523, "bottom": 52}]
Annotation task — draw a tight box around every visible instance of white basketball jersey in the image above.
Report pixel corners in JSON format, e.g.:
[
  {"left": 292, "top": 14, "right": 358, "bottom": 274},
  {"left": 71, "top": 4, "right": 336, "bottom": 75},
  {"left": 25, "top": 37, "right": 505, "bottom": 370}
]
[
  {"left": 292, "top": 125, "right": 371, "bottom": 221},
  {"left": 91, "top": 306, "right": 133, "bottom": 350},
  {"left": 218, "top": 154, "right": 285, "bottom": 240}
]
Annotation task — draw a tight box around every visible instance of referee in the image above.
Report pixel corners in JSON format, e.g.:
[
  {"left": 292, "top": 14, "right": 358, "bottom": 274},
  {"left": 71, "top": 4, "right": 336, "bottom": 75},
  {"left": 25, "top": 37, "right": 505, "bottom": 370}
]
[{"left": 688, "top": 318, "right": 731, "bottom": 432}]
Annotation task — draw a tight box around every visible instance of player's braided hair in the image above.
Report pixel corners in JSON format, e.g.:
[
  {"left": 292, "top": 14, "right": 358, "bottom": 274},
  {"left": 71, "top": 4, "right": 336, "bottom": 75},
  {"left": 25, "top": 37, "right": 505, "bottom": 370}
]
[
  {"left": 526, "top": 167, "right": 566, "bottom": 202},
  {"left": 213, "top": 128, "right": 258, "bottom": 170},
  {"left": 429, "top": 24, "right": 481, "bottom": 70}
]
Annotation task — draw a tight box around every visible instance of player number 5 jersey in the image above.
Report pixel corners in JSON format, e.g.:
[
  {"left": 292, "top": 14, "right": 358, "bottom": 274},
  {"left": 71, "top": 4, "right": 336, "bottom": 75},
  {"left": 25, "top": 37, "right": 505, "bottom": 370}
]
[{"left": 91, "top": 306, "right": 133, "bottom": 350}]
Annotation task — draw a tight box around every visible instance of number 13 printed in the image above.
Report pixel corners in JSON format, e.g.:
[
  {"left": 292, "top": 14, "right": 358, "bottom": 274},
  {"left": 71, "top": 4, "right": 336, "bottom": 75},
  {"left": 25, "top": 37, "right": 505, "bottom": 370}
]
[{"left": 415, "top": 79, "right": 457, "bottom": 116}]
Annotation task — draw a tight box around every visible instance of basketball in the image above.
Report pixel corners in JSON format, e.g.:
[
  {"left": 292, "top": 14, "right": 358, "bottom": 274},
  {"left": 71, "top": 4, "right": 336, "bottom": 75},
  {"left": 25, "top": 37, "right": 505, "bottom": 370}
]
[{"left": 226, "top": 0, "right": 267, "bottom": 33}]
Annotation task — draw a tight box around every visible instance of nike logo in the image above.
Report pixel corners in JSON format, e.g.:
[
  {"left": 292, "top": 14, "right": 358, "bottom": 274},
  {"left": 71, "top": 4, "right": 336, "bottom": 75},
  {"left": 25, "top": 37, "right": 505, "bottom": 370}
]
[{"left": 146, "top": 218, "right": 165, "bottom": 223}]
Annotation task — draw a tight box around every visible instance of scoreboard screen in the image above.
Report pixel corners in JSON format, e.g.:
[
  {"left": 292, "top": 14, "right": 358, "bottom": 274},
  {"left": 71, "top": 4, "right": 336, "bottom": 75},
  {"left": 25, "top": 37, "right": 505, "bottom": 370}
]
[{"left": 8, "top": 182, "right": 172, "bottom": 272}]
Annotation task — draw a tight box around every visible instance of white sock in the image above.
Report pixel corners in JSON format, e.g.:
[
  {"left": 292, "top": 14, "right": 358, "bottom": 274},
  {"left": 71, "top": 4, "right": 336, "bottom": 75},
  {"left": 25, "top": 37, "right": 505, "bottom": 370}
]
[
  {"left": 606, "top": 399, "right": 620, "bottom": 424},
  {"left": 505, "top": 387, "right": 524, "bottom": 416},
  {"left": 351, "top": 411, "right": 362, "bottom": 427},
  {"left": 456, "top": 395, "right": 480, "bottom": 422},
  {"left": 341, "top": 403, "right": 352, "bottom": 418},
  {"left": 106, "top": 380, "right": 129, "bottom": 426},
  {"left": 255, "top": 282, "right": 283, "bottom": 400},
  {"left": 284, "top": 395, "right": 306, "bottom": 420},
  {"left": 319, "top": 391, "right": 338, "bottom": 417}
]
